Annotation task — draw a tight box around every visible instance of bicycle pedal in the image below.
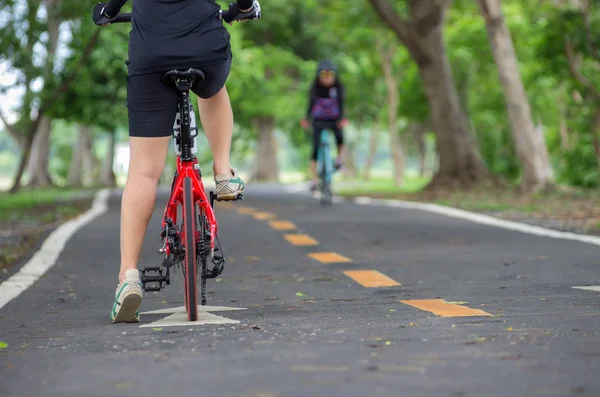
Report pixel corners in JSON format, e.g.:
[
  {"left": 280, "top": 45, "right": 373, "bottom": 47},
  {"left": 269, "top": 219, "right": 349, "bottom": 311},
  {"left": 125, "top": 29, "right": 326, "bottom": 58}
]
[
  {"left": 215, "top": 193, "right": 243, "bottom": 202},
  {"left": 141, "top": 266, "right": 161, "bottom": 273},
  {"left": 143, "top": 284, "right": 161, "bottom": 293}
]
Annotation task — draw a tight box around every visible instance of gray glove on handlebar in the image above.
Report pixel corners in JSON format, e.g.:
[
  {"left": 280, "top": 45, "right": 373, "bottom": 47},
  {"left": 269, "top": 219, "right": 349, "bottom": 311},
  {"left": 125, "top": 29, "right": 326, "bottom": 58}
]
[
  {"left": 221, "top": 0, "right": 261, "bottom": 23},
  {"left": 92, "top": 2, "right": 117, "bottom": 25}
]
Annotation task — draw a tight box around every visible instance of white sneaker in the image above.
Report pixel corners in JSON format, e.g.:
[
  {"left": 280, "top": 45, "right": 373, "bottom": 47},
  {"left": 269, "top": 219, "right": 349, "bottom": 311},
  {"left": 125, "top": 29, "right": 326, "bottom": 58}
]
[
  {"left": 215, "top": 168, "right": 245, "bottom": 200},
  {"left": 110, "top": 269, "right": 143, "bottom": 323}
]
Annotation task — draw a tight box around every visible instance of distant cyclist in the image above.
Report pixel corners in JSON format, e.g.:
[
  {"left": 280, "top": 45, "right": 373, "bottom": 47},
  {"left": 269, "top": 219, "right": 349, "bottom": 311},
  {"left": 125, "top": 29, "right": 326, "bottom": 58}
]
[{"left": 301, "top": 60, "right": 348, "bottom": 191}]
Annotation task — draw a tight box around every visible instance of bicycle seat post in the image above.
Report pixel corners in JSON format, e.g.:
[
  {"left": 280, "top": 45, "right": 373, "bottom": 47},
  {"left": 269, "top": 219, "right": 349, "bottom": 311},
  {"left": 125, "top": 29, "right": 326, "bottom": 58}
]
[{"left": 162, "top": 68, "right": 206, "bottom": 162}]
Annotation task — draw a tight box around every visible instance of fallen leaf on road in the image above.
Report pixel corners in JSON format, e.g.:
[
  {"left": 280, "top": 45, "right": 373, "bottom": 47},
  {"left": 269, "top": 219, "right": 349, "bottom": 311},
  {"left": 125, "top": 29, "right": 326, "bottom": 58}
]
[
  {"left": 0, "top": 342, "right": 7, "bottom": 349},
  {"left": 385, "top": 341, "right": 392, "bottom": 346},
  {"left": 409, "top": 323, "right": 417, "bottom": 327},
  {"left": 115, "top": 383, "right": 132, "bottom": 389},
  {"left": 152, "top": 328, "right": 163, "bottom": 331},
  {"left": 295, "top": 292, "right": 306, "bottom": 297}
]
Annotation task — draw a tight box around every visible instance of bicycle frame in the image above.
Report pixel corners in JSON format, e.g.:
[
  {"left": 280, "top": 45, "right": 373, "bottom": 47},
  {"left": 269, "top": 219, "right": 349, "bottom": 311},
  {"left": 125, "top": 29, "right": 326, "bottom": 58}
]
[
  {"left": 162, "top": 157, "right": 217, "bottom": 256},
  {"left": 162, "top": 86, "right": 217, "bottom": 257},
  {"left": 317, "top": 129, "right": 334, "bottom": 184}
]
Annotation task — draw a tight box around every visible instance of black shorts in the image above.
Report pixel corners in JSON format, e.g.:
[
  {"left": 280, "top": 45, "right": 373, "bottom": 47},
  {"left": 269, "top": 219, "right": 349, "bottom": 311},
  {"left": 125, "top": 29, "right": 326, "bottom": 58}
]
[
  {"left": 312, "top": 121, "right": 344, "bottom": 160},
  {"left": 127, "top": 57, "right": 231, "bottom": 138}
]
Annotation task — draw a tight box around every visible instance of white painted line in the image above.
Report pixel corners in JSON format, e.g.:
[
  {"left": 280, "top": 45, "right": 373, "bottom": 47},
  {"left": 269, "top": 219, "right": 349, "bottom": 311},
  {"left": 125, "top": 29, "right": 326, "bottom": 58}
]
[
  {"left": 140, "top": 312, "right": 240, "bottom": 328},
  {"left": 353, "top": 196, "right": 600, "bottom": 247},
  {"left": 284, "top": 182, "right": 311, "bottom": 193},
  {"left": 354, "top": 196, "right": 374, "bottom": 205},
  {"left": 141, "top": 305, "right": 246, "bottom": 315},
  {"left": 284, "top": 184, "right": 600, "bottom": 247},
  {"left": 573, "top": 286, "right": 600, "bottom": 292},
  {"left": 0, "top": 189, "right": 112, "bottom": 311},
  {"left": 140, "top": 305, "right": 245, "bottom": 328}
]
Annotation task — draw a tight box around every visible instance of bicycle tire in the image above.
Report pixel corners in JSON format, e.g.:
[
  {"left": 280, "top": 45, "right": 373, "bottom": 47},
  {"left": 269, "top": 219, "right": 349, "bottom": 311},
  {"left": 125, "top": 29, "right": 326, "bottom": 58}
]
[
  {"left": 197, "top": 204, "right": 208, "bottom": 306},
  {"left": 182, "top": 177, "right": 198, "bottom": 321}
]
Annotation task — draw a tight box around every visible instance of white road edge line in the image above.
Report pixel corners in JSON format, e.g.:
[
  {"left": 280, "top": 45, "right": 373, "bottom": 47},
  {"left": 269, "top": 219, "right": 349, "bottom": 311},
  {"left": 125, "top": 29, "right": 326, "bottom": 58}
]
[
  {"left": 0, "top": 189, "right": 112, "bottom": 310},
  {"left": 573, "top": 286, "right": 600, "bottom": 292},
  {"left": 283, "top": 182, "right": 600, "bottom": 247}
]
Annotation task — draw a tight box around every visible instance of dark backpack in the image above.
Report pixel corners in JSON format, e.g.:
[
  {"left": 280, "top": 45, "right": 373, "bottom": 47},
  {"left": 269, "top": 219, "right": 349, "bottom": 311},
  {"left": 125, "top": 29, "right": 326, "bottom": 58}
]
[{"left": 311, "top": 88, "right": 341, "bottom": 121}]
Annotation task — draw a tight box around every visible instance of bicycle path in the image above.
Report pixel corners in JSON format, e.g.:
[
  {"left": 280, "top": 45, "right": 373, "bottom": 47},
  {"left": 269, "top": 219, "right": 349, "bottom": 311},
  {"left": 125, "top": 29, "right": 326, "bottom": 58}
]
[{"left": 1, "top": 184, "right": 599, "bottom": 397}]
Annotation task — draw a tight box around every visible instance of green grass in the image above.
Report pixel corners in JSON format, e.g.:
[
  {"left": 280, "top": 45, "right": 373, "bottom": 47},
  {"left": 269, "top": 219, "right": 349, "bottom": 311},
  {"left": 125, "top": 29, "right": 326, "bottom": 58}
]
[
  {"left": 335, "top": 174, "right": 431, "bottom": 196},
  {"left": 0, "top": 188, "right": 96, "bottom": 212}
]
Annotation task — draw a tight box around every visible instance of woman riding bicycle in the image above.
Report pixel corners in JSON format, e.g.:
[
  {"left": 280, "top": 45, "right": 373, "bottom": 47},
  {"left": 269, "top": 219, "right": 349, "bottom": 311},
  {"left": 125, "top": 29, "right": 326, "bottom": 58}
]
[
  {"left": 301, "top": 60, "right": 348, "bottom": 191},
  {"left": 92, "top": 0, "right": 260, "bottom": 323}
]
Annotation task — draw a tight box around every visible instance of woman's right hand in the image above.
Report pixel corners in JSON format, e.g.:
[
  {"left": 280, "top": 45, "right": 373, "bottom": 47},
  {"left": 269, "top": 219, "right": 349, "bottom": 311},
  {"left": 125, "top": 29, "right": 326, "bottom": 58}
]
[{"left": 301, "top": 119, "right": 310, "bottom": 129}]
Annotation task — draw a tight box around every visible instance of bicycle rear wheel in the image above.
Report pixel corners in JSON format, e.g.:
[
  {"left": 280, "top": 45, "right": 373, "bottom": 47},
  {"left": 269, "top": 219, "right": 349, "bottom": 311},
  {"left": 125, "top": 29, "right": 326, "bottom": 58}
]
[
  {"left": 196, "top": 204, "right": 208, "bottom": 306},
  {"left": 182, "top": 177, "right": 198, "bottom": 321},
  {"left": 319, "top": 142, "right": 333, "bottom": 205}
]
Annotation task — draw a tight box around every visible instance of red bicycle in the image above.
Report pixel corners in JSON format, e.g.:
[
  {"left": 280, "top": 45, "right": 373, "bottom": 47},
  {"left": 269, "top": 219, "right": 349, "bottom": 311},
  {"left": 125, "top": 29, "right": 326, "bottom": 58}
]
[{"left": 109, "top": 12, "right": 244, "bottom": 322}]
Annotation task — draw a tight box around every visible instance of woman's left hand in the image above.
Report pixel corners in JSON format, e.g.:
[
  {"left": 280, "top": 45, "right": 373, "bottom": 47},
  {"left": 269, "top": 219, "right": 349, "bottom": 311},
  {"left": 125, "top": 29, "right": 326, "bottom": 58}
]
[{"left": 338, "top": 119, "right": 349, "bottom": 128}]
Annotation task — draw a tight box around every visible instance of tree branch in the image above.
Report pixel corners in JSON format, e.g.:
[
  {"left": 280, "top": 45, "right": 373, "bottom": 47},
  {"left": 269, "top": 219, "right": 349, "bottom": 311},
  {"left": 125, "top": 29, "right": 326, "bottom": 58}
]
[
  {"left": 368, "top": 0, "right": 414, "bottom": 50},
  {"left": 564, "top": 38, "right": 600, "bottom": 101},
  {"left": 581, "top": 0, "right": 599, "bottom": 61},
  {"left": 39, "top": 29, "right": 102, "bottom": 115}
]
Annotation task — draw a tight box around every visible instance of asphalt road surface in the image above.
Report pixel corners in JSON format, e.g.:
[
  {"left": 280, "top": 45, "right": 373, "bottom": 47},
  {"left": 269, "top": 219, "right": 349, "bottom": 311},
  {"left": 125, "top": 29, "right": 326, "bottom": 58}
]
[{"left": 1, "top": 184, "right": 599, "bottom": 397}]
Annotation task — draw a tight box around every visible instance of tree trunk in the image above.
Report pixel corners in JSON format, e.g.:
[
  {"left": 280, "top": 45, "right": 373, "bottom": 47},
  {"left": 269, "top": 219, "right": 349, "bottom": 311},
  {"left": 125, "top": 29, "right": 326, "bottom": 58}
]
[
  {"left": 252, "top": 117, "right": 278, "bottom": 181},
  {"left": 341, "top": 141, "right": 358, "bottom": 180},
  {"left": 11, "top": 0, "right": 61, "bottom": 192},
  {"left": 377, "top": 36, "right": 404, "bottom": 186},
  {"left": 368, "top": 0, "right": 490, "bottom": 189},
  {"left": 25, "top": 116, "right": 54, "bottom": 187},
  {"left": 478, "top": 0, "right": 554, "bottom": 191},
  {"left": 412, "top": 122, "right": 428, "bottom": 176},
  {"left": 364, "top": 123, "right": 380, "bottom": 181},
  {"left": 594, "top": 109, "right": 600, "bottom": 171},
  {"left": 68, "top": 126, "right": 86, "bottom": 186},
  {"left": 9, "top": 117, "right": 43, "bottom": 193},
  {"left": 418, "top": 27, "right": 488, "bottom": 188},
  {"left": 558, "top": 83, "right": 570, "bottom": 151},
  {"left": 81, "top": 126, "right": 98, "bottom": 186},
  {"left": 101, "top": 132, "right": 117, "bottom": 187}
]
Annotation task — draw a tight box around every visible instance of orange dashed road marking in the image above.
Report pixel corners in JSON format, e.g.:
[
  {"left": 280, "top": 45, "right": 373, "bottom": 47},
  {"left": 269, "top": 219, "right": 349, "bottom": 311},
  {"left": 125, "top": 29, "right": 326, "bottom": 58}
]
[
  {"left": 343, "top": 270, "right": 400, "bottom": 287},
  {"left": 400, "top": 299, "right": 492, "bottom": 317},
  {"left": 237, "top": 207, "right": 257, "bottom": 215},
  {"left": 284, "top": 234, "right": 319, "bottom": 246},
  {"left": 269, "top": 220, "right": 296, "bottom": 231},
  {"left": 308, "top": 252, "right": 352, "bottom": 264},
  {"left": 254, "top": 212, "right": 276, "bottom": 220}
]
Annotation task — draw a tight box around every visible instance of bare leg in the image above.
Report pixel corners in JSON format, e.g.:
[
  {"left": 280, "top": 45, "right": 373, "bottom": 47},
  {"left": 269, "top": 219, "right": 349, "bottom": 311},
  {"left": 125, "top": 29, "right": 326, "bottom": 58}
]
[
  {"left": 119, "top": 136, "right": 170, "bottom": 283},
  {"left": 197, "top": 86, "right": 233, "bottom": 176}
]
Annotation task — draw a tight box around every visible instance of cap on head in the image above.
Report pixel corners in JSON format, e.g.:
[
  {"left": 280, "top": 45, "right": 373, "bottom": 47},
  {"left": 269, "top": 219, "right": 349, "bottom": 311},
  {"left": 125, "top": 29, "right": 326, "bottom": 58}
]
[{"left": 317, "top": 60, "right": 337, "bottom": 74}]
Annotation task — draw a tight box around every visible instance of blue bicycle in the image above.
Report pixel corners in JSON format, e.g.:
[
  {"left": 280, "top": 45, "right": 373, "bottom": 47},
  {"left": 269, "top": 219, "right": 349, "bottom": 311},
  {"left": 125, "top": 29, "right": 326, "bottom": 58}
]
[{"left": 316, "top": 129, "right": 335, "bottom": 205}]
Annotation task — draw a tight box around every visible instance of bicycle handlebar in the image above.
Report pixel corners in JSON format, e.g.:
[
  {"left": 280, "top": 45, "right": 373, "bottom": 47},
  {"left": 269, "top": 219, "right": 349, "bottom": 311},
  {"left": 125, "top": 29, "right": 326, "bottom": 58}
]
[
  {"left": 110, "top": 13, "right": 131, "bottom": 23},
  {"left": 105, "top": 2, "right": 257, "bottom": 25}
]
